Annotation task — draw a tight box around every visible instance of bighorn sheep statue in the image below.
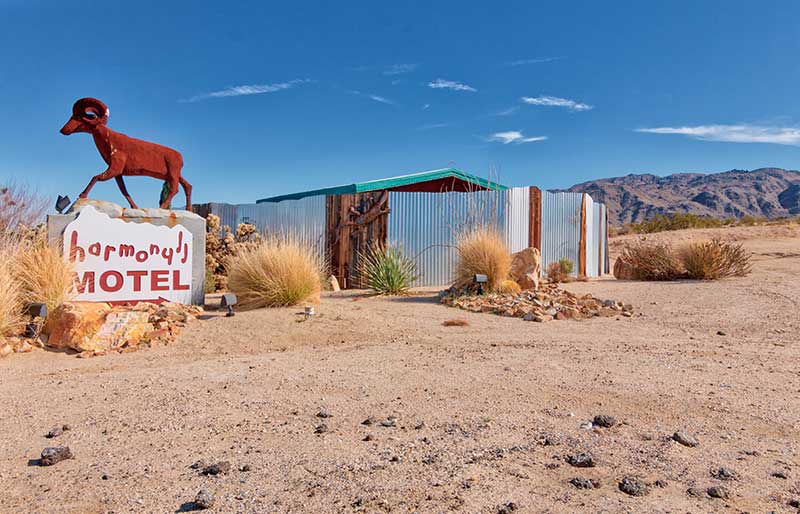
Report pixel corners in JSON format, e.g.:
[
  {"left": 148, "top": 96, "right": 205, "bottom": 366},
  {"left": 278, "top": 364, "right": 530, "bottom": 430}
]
[{"left": 60, "top": 97, "right": 193, "bottom": 211}]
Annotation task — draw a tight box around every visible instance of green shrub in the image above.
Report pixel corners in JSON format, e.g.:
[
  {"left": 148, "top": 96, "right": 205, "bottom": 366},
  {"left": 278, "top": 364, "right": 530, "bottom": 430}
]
[
  {"left": 558, "top": 257, "right": 575, "bottom": 275},
  {"left": 358, "top": 245, "right": 419, "bottom": 295}
]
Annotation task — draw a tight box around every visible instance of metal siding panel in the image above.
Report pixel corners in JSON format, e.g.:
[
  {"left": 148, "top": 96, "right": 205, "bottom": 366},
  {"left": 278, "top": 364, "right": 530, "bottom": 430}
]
[
  {"left": 504, "top": 187, "right": 530, "bottom": 253},
  {"left": 540, "top": 191, "right": 583, "bottom": 276},
  {"left": 388, "top": 191, "right": 510, "bottom": 287},
  {"left": 584, "top": 195, "right": 597, "bottom": 277},
  {"left": 234, "top": 196, "right": 327, "bottom": 256}
]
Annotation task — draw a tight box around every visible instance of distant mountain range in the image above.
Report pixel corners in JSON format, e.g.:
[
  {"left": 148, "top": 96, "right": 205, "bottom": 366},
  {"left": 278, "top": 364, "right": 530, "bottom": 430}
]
[{"left": 565, "top": 168, "right": 800, "bottom": 225}]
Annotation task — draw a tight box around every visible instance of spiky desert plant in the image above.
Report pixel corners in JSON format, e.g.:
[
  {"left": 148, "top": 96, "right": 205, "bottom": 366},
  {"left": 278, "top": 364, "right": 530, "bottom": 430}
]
[
  {"left": 0, "top": 244, "right": 24, "bottom": 338},
  {"left": 454, "top": 228, "right": 511, "bottom": 292},
  {"left": 679, "top": 239, "right": 752, "bottom": 280},
  {"left": 13, "top": 238, "right": 74, "bottom": 315},
  {"left": 618, "top": 241, "right": 685, "bottom": 281},
  {"left": 227, "top": 235, "right": 323, "bottom": 308},
  {"left": 358, "top": 244, "right": 419, "bottom": 295}
]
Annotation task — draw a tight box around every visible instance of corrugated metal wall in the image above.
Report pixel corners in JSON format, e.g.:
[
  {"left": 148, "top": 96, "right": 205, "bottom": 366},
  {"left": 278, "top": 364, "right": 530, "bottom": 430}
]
[
  {"left": 585, "top": 195, "right": 599, "bottom": 278},
  {"left": 504, "top": 187, "right": 530, "bottom": 253},
  {"left": 540, "top": 191, "right": 583, "bottom": 276},
  {"left": 388, "top": 190, "right": 513, "bottom": 287},
  {"left": 235, "top": 196, "right": 327, "bottom": 254},
  {"left": 600, "top": 204, "right": 609, "bottom": 274}
]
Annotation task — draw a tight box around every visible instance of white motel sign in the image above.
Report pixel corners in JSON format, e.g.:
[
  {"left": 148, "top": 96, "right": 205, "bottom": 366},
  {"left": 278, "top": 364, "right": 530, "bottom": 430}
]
[{"left": 63, "top": 206, "right": 193, "bottom": 304}]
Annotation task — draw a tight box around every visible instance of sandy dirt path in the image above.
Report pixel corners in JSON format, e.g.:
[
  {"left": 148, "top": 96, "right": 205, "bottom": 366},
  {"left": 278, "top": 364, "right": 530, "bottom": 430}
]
[{"left": 1, "top": 228, "right": 799, "bottom": 513}]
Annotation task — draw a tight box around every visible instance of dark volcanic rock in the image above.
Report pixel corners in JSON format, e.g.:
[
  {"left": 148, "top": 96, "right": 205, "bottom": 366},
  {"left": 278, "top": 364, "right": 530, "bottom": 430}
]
[
  {"left": 707, "top": 486, "right": 730, "bottom": 499},
  {"left": 618, "top": 476, "right": 649, "bottom": 496},
  {"left": 570, "top": 477, "right": 600, "bottom": 489},
  {"left": 40, "top": 446, "right": 72, "bottom": 466},
  {"left": 201, "top": 461, "right": 231, "bottom": 476},
  {"left": 687, "top": 487, "right": 705, "bottom": 498},
  {"left": 566, "top": 452, "right": 596, "bottom": 468},
  {"left": 592, "top": 414, "right": 616, "bottom": 428},
  {"left": 711, "top": 467, "right": 737, "bottom": 481}
]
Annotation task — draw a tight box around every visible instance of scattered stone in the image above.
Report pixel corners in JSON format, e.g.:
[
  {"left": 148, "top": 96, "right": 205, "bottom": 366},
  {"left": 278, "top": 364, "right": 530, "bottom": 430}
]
[
  {"left": 362, "top": 434, "right": 374, "bottom": 442},
  {"left": 618, "top": 476, "right": 649, "bottom": 497},
  {"left": 707, "top": 486, "right": 729, "bottom": 499},
  {"left": 497, "top": 502, "right": 518, "bottom": 514},
  {"left": 440, "top": 283, "right": 631, "bottom": 322},
  {"left": 771, "top": 471, "right": 788, "bottom": 479},
  {"left": 194, "top": 489, "right": 215, "bottom": 509},
  {"left": 716, "top": 330, "right": 727, "bottom": 336},
  {"left": 672, "top": 431, "right": 699, "bottom": 447},
  {"left": 788, "top": 498, "right": 800, "bottom": 509},
  {"left": 414, "top": 421, "right": 426, "bottom": 430},
  {"left": 190, "top": 460, "right": 206, "bottom": 470},
  {"left": 654, "top": 479, "right": 668, "bottom": 488},
  {"left": 314, "top": 423, "right": 328, "bottom": 434},
  {"left": 201, "top": 461, "right": 231, "bottom": 476},
  {"left": 593, "top": 414, "right": 616, "bottom": 428},
  {"left": 540, "top": 435, "right": 560, "bottom": 446},
  {"left": 566, "top": 452, "right": 596, "bottom": 468},
  {"left": 239, "top": 464, "right": 251, "bottom": 472},
  {"left": 544, "top": 463, "right": 560, "bottom": 470},
  {"left": 328, "top": 275, "right": 341, "bottom": 292},
  {"left": 40, "top": 446, "right": 72, "bottom": 466},
  {"left": 380, "top": 418, "right": 397, "bottom": 428},
  {"left": 101, "top": 473, "right": 109, "bottom": 480},
  {"left": 686, "top": 487, "right": 705, "bottom": 498},
  {"left": 45, "top": 426, "right": 64, "bottom": 439},
  {"left": 711, "top": 467, "right": 737, "bottom": 481},
  {"left": 361, "top": 416, "right": 376, "bottom": 426},
  {"left": 316, "top": 409, "right": 332, "bottom": 418},
  {"left": 570, "top": 477, "right": 600, "bottom": 489},
  {"left": 389, "top": 455, "right": 401, "bottom": 463}
]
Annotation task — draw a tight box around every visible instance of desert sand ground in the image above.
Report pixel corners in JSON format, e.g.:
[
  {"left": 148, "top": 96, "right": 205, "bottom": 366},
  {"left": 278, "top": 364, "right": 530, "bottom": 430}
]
[{"left": 1, "top": 225, "right": 799, "bottom": 514}]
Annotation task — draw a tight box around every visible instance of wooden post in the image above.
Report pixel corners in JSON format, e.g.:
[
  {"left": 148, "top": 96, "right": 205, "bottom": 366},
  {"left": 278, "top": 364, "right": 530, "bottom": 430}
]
[
  {"left": 528, "top": 186, "right": 542, "bottom": 250},
  {"left": 579, "top": 193, "right": 587, "bottom": 277}
]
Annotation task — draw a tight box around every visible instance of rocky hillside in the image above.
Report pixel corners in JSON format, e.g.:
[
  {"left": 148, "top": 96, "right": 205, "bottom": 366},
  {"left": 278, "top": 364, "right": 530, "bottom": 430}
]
[{"left": 566, "top": 168, "right": 800, "bottom": 225}]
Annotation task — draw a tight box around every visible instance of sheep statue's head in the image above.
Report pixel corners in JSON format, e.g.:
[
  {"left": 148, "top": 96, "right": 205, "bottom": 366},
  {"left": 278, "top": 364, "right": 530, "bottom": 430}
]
[{"left": 60, "top": 98, "right": 109, "bottom": 135}]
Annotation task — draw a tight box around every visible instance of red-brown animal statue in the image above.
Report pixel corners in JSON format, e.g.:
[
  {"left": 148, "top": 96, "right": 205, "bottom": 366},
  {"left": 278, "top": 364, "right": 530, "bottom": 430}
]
[{"left": 60, "top": 98, "right": 192, "bottom": 211}]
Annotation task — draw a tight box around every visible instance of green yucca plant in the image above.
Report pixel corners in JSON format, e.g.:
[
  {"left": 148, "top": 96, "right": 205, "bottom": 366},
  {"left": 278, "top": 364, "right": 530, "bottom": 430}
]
[{"left": 358, "top": 245, "right": 419, "bottom": 295}]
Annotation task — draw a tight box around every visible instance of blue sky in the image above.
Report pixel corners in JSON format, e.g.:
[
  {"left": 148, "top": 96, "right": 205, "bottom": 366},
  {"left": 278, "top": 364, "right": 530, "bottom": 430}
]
[{"left": 2, "top": 0, "right": 800, "bottom": 205}]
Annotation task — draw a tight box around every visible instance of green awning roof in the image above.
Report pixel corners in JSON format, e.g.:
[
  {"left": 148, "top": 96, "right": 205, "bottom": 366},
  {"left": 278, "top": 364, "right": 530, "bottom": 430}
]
[{"left": 256, "top": 168, "right": 507, "bottom": 203}]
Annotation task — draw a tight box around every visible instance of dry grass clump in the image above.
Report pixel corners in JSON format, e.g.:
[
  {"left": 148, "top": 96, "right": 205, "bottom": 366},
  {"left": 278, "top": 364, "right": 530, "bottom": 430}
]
[
  {"left": 227, "top": 236, "right": 323, "bottom": 309},
  {"left": 454, "top": 228, "right": 511, "bottom": 292},
  {"left": 442, "top": 319, "right": 470, "bottom": 327},
  {"left": 13, "top": 240, "right": 74, "bottom": 314},
  {"left": 0, "top": 182, "right": 48, "bottom": 234},
  {"left": 357, "top": 244, "right": 418, "bottom": 295},
  {"left": 0, "top": 246, "right": 25, "bottom": 338},
  {"left": 617, "top": 239, "right": 752, "bottom": 281},
  {"left": 546, "top": 257, "right": 575, "bottom": 283},
  {"left": 618, "top": 241, "right": 686, "bottom": 280},
  {"left": 495, "top": 279, "right": 521, "bottom": 294},
  {"left": 680, "top": 239, "right": 752, "bottom": 280}
]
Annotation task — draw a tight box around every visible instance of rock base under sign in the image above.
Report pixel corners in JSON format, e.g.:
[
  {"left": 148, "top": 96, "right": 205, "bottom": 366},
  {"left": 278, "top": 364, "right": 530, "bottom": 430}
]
[{"left": 44, "top": 301, "right": 202, "bottom": 355}]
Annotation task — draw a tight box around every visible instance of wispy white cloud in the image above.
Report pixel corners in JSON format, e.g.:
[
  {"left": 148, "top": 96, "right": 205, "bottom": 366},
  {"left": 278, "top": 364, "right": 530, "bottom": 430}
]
[
  {"left": 428, "top": 79, "right": 477, "bottom": 92},
  {"left": 348, "top": 90, "right": 396, "bottom": 105},
  {"left": 521, "top": 95, "right": 593, "bottom": 111},
  {"left": 487, "top": 130, "right": 547, "bottom": 144},
  {"left": 384, "top": 63, "right": 419, "bottom": 75},
  {"left": 182, "top": 79, "right": 310, "bottom": 102},
  {"left": 418, "top": 123, "right": 449, "bottom": 130},
  {"left": 505, "top": 56, "right": 563, "bottom": 66},
  {"left": 635, "top": 124, "right": 800, "bottom": 146},
  {"left": 422, "top": 103, "right": 431, "bottom": 110},
  {"left": 492, "top": 106, "right": 520, "bottom": 116}
]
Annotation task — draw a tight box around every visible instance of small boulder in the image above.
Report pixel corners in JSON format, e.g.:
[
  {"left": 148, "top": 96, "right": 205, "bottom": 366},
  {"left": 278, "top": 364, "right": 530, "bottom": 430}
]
[
  {"left": 618, "top": 476, "right": 649, "bottom": 496},
  {"left": 194, "top": 489, "right": 215, "bottom": 509},
  {"left": 711, "top": 467, "right": 736, "bottom": 481},
  {"left": 509, "top": 248, "right": 541, "bottom": 290},
  {"left": 45, "top": 302, "right": 112, "bottom": 352},
  {"left": 201, "top": 461, "right": 231, "bottom": 476},
  {"left": 673, "top": 431, "right": 699, "bottom": 447},
  {"left": 570, "top": 477, "right": 600, "bottom": 489},
  {"left": 707, "top": 486, "right": 729, "bottom": 499},
  {"left": 566, "top": 452, "right": 596, "bottom": 468},
  {"left": 593, "top": 415, "right": 616, "bottom": 428},
  {"left": 40, "top": 446, "right": 72, "bottom": 466}
]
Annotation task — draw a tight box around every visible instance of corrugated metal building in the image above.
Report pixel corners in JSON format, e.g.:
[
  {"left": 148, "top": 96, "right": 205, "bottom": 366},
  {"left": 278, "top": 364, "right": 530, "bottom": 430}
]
[{"left": 195, "top": 168, "right": 610, "bottom": 288}]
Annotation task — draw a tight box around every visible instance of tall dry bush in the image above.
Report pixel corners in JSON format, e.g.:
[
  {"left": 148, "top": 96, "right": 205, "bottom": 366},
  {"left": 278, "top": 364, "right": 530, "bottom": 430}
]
[
  {"left": 227, "top": 235, "right": 323, "bottom": 308},
  {"left": 0, "top": 182, "right": 48, "bottom": 235},
  {"left": 680, "top": 239, "right": 752, "bottom": 280},
  {"left": 618, "top": 241, "right": 686, "bottom": 280},
  {"left": 13, "top": 238, "right": 74, "bottom": 314},
  {"left": 0, "top": 245, "right": 24, "bottom": 338},
  {"left": 454, "top": 228, "right": 511, "bottom": 292}
]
